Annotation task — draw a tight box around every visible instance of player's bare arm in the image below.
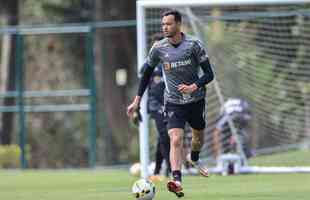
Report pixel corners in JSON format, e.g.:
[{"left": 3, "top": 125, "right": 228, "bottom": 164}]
[{"left": 127, "top": 96, "right": 141, "bottom": 118}]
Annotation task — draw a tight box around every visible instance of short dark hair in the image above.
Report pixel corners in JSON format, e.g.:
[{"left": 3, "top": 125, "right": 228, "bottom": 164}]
[
  {"left": 162, "top": 9, "right": 182, "bottom": 23},
  {"left": 151, "top": 32, "right": 164, "bottom": 42}
]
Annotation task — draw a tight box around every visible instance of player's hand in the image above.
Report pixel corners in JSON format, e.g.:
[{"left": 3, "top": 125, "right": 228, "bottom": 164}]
[
  {"left": 132, "top": 107, "right": 142, "bottom": 126},
  {"left": 127, "top": 96, "right": 141, "bottom": 118},
  {"left": 177, "top": 83, "right": 198, "bottom": 94}
]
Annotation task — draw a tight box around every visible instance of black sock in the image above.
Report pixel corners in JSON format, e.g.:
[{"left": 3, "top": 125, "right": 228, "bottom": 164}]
[
  {"left": 172, "top": 170, "right": 182, "bottom": 182},
  {"left": 191, "top": 151, "right": 200, "bottom": 162}
]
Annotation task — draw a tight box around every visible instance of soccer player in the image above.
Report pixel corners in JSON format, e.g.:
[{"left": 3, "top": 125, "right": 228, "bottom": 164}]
[
  {"left": 144, "top": 33, "right": 171, "bottom": 180},
  {"left": 213, "top": 98, "right": 252, "bottom": 159},
  {"left": 127, "top": 9, "right": 214, "bottom": 197}
]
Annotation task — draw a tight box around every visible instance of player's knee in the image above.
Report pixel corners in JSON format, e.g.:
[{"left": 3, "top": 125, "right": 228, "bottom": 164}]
[
  {"left": 169, "top": 131, "right": 183, "bottom": 148},
  {"left": 171, "top": 135, "right": 182, "bottom": 148}
]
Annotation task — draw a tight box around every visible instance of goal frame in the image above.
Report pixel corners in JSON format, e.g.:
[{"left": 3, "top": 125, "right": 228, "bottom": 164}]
[{"left": 136, "top": 0, "right": 310, "bottom": 178}]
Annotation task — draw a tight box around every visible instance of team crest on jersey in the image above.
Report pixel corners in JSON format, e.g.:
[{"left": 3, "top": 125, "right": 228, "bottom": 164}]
[
  {"left": 163, "top": 62, "right": 171, "bottom": 71},
  {"left": 153, "top": 76, "right": 161, "bottom": 84}
]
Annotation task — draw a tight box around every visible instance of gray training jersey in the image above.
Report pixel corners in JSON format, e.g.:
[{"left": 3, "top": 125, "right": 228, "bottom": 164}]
[{"left": 146, "top": 33, "right": 209, "bottom": 105}]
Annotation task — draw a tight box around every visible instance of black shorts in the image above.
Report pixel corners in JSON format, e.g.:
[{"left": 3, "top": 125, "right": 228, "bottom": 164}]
[{"left": 165, "top": 99, "right": 206, "bottom": 130}]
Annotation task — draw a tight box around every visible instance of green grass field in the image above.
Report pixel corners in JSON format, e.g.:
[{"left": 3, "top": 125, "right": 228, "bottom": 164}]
[
  {"left": 1, "top": 150, "right": 310, "bottom": 200},
  {"left": 1, "top": 169, "right": 310, "bottom": 200},
  {"left": 249, "top": 150, "right": 310, "bottom": 166}
]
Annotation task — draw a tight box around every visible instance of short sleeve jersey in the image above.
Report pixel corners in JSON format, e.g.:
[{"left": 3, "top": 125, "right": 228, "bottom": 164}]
[{"left": 146, "top": 33, "right": 209, "bottom": 105}]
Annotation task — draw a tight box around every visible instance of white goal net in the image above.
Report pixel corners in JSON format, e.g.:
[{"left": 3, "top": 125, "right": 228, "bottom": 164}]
[{"left": 137, "top": 0, "right": 310, "bottom": 177}]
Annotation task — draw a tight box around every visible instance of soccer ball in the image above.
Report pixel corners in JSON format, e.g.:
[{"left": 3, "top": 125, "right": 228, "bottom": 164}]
[
  {"left": 132, "top": 179, "right": 156, "bottom": 200},
  {"left": 129, "top": 162, "right": 156, "bottom": 177},
  {"left": 130, "top": 163, "right": 141, "bottom": 177}
]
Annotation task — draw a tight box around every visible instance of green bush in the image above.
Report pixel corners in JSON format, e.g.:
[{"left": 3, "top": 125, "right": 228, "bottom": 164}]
[{"left": 0, "top": 145, "right": 21, "bottom": 168}]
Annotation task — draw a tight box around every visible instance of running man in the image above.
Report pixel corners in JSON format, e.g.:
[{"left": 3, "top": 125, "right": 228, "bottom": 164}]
[{"left": 127, "top": 9, "right": 214, "bottom": 198}]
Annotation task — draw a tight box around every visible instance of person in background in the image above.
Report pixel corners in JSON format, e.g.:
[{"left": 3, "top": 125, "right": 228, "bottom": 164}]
[
  {"left": 144, "top": 33, "right": 171, "bottom": 181},
  {"left": 212, "top": 98, "right": 252, "bottom": 159}
]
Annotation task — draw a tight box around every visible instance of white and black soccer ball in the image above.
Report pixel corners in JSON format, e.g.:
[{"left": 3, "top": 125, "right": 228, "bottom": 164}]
[{"left": 132, "top": 179, "right": 156, "bottom": 200}]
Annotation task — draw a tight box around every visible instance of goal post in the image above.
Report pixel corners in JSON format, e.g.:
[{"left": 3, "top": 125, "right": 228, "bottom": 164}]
[{"left": 137, "top": 0, "right": 310, "bottom": 177}]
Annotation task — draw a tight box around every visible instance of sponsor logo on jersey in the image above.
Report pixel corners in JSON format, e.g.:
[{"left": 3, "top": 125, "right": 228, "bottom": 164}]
[{"left": 163, "top": 59, "right": 191, "bottom": 71}]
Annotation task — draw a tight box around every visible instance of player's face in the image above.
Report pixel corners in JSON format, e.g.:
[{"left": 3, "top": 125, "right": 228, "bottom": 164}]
[{"left": 162, "top": 15, "right": 181, "bottom": 38}]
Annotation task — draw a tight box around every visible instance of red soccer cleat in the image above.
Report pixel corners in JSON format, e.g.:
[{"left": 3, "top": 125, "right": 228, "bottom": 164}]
[{"left": 167, "top": 180, "right": 184, "bottom": 198}]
